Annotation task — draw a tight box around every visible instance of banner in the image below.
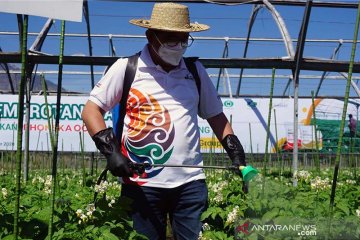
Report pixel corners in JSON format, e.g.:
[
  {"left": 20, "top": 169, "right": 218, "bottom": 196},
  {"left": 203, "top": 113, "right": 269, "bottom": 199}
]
[
  {"left": 1, "top": 95, "right": 356, "bottom": 153},
  {"left": 0, "top": 95, "right": 111, "bottom": 152},
  {"left": 197, "top": 98, "right": 319, "bottom": 153}
]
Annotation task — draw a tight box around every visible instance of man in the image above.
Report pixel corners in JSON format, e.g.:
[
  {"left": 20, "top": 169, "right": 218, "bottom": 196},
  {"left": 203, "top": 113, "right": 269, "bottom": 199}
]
[
  {"left": 348, "top": 114, "right": 357, "bottom": 138},
  {"left": 82, "top": 3, "right": 246, "bottom": 239}
]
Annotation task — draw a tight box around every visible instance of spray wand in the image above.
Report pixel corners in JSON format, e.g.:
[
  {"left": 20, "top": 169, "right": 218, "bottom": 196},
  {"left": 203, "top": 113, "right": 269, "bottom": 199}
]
[
  {"left": 129, "top": 162, "right": 259, "bottom": 182},
  {"left": 94, "top": 163, "right": 258, "bottom": 205}
]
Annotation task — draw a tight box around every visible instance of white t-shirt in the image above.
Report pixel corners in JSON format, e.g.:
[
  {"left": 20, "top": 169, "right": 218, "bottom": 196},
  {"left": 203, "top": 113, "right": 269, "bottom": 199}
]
[{"left": 89, "top": 45, "right": 223, "bottom": 188}]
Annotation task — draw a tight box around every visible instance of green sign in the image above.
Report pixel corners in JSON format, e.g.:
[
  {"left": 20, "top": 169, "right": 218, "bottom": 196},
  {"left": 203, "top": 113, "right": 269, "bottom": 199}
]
[{"left": 223, "top": 100, "right": 234, "bottom": 108}]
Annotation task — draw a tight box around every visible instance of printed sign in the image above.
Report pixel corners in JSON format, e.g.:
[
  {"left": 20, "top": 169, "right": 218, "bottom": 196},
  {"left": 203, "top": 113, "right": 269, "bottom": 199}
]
[
  {"left": 0, "top": 95, "right": 110, "bottom": 152},
  {"left": 1, "top": 95, "right": 354, "bottom": 153}
]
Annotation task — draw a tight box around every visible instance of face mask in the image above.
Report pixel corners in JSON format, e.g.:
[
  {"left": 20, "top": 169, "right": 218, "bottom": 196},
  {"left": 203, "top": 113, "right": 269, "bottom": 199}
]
[
  {"left": 157, "top": 44, "right": 187, "bottom": 66},
  {"left": 151, "top": 32, "right": 188, "bottom": 66}
]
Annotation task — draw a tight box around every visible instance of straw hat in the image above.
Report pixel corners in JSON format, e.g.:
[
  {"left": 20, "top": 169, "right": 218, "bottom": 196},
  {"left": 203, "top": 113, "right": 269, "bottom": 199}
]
[{"left": 129, "top": 2, "right": 209, "bottom": 32}]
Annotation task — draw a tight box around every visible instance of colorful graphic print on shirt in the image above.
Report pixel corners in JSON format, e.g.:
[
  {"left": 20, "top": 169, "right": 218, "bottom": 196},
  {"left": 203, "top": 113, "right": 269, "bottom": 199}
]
[{"left": 122, "top": 88, "right": 175, "bottom": 182}]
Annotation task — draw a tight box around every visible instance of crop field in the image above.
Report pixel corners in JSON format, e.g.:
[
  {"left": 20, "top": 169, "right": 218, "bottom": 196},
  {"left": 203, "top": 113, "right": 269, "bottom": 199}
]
[{"left": 0, "top": 152, "right": 359, "bottom": 240}]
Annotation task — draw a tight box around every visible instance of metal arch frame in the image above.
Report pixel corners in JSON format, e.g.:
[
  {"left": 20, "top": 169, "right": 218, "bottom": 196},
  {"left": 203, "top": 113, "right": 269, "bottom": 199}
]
[
  {"left": 109, "top": 0, "right": 358, "bottom": 9},
  {"left": 109, "top": 34, "right": 117, "bottom": 57},
  {"left": 282, "top": 76, "right": 292, "bottom": 97},
  {"left": 314, "top": 40, "right": 343, "bottom": 97},
  {"left": 236, "top": 4, "right": 261, "bottom": 96},
  {"left": 263, "top": 0, "right": 295, "bottom": 58},
  {"left": 340, "top": 72, "right": 360, "bottom": 97},
  {"left": 83, "top": 1, "right": 95, "bottom": 89},
  {"left": 236, "top": 1, "right": 294, "bottom": 96},
  {"left": 1, "top": 53, "right": 360, "bottom": 72},
  {"left": 313, "top": 41, "right": 360, "bottom": 98},
  {"left": 216, "top": 37, "right": 233, "bottom": 96}
]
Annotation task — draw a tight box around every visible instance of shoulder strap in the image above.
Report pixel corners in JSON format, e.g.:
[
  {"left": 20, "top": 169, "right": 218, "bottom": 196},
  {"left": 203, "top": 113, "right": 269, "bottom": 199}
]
[
  {"left": 112, "top": 52, "right": 140, "bottom": 142},
  {"left": 184, "top": 57, "right": 201, "bottom": 97}
]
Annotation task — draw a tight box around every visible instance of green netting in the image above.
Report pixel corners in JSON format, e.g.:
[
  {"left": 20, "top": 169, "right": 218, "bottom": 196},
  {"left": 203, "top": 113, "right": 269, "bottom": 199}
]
[{"left": 312, "top": 119, "right": 360, "bottom": 153}]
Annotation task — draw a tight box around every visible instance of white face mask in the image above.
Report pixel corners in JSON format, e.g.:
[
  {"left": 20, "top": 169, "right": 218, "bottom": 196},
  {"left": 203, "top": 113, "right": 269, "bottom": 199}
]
[
  {"left": 157, "top": 44, "right": 187, "bottom": 66},
  {"left": 151, "top": 32, "right": 188, "bottom": 66}
]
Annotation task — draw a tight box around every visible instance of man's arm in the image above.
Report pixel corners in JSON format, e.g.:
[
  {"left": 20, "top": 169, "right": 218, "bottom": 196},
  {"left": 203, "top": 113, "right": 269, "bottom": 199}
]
[
  {"left": 207, "top": 112, "right": 233, "bottom": 141},
  {"left": 207, "top": 112, "right": 246, "bottom": 168},
  {"left": 81, "top": 100, "right": 131, "bottom": 177},
  {"left": 82, "top": 100, "right": 107, "bottom": 136}
]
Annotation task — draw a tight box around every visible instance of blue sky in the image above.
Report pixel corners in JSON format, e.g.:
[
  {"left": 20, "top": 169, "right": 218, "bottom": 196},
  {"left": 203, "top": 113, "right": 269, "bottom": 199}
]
[{"left": 0, "top": 0, "right": 359, "bottom": 96}]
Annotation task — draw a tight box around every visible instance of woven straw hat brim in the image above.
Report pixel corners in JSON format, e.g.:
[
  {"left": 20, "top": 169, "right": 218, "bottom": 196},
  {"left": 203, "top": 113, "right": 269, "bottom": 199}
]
[{"left": 129, "top": 19, "right": 210, "bottom": 32}]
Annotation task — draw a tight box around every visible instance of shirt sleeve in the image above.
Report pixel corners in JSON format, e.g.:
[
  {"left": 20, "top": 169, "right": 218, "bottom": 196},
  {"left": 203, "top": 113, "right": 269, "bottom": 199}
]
[
  {"left": 88, "top": 58, "right": 128, "bottom": 112},
  {"left": 195, "top": 61, "right": 223, "bottom": 119}
]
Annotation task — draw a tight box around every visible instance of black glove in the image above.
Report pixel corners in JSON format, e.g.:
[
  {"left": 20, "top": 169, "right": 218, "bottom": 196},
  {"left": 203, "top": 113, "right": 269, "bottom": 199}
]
[
  {"left": 92, "top": 127, "right": 132, "bottom": 177},
  {"left": 221, "top": 134, "right": 246, "bottom": 175}
]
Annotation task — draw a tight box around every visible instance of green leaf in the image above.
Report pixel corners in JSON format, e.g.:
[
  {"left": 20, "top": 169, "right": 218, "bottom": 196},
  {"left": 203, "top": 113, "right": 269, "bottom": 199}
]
[
  {"left": 128, "top": 231, "right": 148, "bottom": 240},
  {"left": 33, "top": 206, "right": 51, "bottom": 223},
  {"left": 201, "top": 207, "right": 222, "bottom": 221},
  {"left": 1, "top": 235, "right": 15, "bottom": 240},
  {"left": 101, "top": 231, "right": 119, "bottom": 240},
  {"left": 214, "top": 230, "right": 229, "bottom": 239},
  {"left": 85, "top": 225, "right": 95, "bottom": 232},
  {"left": 247, "top": 233, "right": 258, "bottom": 240},
  {"left": 336, "top": 202, "right": 349, "bottom": 216},
  {"left": 91, "top": 226, "right": 99, "bottom": 234},
  {"left": 262, "top": 208, "right": 279, "bottom": 222},
  {"left": 211, "top": 211, "right": 218, "bottom": 220}
]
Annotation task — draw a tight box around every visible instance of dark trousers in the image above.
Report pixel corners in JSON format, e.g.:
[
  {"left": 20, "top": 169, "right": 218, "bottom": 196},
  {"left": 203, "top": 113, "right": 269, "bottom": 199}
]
[
  {"left": 350, "top": 130, "right": 356, "bottom": 138},
  {"left": 121, "top": 179, "right": 208, "bottom": 240}
]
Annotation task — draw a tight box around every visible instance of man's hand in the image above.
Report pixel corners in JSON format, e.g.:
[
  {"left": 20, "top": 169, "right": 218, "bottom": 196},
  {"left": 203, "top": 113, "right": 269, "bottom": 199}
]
[
  {"left": 92, "top": 127, "right": 132, "bottom": 177},
  {"left": 221, "top": 134, "right": 246, "bottom": 175}
]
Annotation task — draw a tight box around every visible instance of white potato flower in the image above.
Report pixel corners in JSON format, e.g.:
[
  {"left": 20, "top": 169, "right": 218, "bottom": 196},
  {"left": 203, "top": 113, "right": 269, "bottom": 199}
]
[
  {"left": 226, "top": 206, "right": 240, "bottom": 224},
  {"left": 1, "top": 188, "right": 8, "bottom": 199}
]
